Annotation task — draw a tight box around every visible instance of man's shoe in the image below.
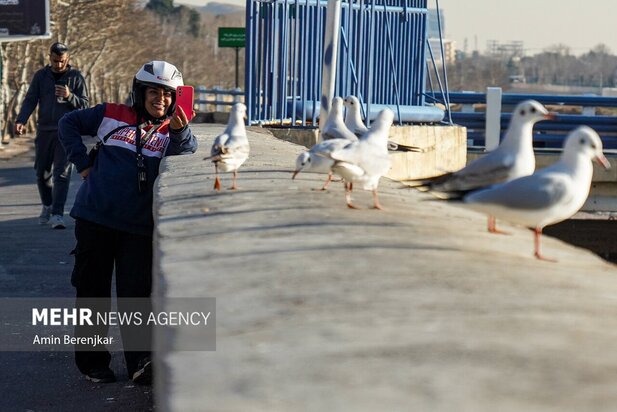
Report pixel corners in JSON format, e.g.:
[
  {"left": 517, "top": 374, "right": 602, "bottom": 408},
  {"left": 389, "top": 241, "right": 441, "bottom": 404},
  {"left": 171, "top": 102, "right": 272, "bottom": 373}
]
[
  {"left": 38, "top": 205, "right": 52, "bottom": 225},
  {"left": 49, "top": 215, "right": 66, "bottom": 229},
  {"left": 132, "top": 357, "right": 152, "bottom": 385},
  {"left": 84, "top": 367, "right": 116, "bottom": 383}
]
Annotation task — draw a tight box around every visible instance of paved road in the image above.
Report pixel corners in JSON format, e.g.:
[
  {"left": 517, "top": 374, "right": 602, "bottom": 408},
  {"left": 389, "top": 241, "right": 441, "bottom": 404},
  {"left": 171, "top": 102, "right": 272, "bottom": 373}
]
[{"left": 0, "top": 149, "right": 153, "bottom": 411}]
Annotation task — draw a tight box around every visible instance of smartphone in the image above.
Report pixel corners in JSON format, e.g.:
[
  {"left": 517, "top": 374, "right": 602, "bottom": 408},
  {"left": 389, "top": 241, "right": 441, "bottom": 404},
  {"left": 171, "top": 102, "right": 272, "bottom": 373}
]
[{"left": 176, "top": 85, "right": 194, "bottom": 121}]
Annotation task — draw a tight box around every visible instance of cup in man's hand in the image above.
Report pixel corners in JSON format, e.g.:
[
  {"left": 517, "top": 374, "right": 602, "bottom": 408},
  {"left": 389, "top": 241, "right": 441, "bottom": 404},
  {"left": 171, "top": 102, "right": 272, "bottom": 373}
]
[{"left": 55, "top": 81, "right": 67, "bottom": 104}]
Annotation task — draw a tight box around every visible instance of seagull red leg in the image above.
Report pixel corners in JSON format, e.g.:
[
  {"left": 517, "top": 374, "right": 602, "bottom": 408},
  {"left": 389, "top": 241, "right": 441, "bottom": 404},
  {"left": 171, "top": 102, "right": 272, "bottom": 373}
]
[
  {"left": 320, "top": 172, "right": 333, "bottom": 191},
  {"left": 533, "top": 227, "right": 557, "bottom": 262},
  {"left": 230, "top": 170, "right": 238, "bottom": 190},
  {"left": 487, "top": 215, "right": 511, "bottom": 235},
  {"left": 372, "top": 189, "right": 384, "bottom": 210},
  {"left": 213, "top": 164, "right": 222, "bottom": 191},
  {"left": 346, "top": 182, "right": 359, "bottom": 209}
]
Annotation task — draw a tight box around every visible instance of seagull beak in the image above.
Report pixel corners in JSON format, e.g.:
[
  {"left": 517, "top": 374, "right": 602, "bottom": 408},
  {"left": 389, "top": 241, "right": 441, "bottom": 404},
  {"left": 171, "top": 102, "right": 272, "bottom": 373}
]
[
  {"left": 595, "top": 153, "right": 611, "bottom": 170},
  {"left": 544, "top": 112, "right": 558, "bottom": 121}
]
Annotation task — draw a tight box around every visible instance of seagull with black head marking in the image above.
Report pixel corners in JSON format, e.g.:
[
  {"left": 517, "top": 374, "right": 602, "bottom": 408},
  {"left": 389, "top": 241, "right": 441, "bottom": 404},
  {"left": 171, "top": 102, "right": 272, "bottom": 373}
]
[
  {"left": 408, "top": 99, "right": 556, "bottom": 233},
  {"left": 206, "top": 103, "right": 250, "bottom": 190},
  {"left": 292, "top": 138, "right": 351, "bottom": 190},
  {"left": 459, "top": 126, "right": 610, "bottom": 261}
]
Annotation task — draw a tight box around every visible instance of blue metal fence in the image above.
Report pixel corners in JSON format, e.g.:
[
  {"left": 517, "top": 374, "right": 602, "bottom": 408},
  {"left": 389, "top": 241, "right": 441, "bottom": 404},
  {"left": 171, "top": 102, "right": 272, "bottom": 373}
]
[
  {"left": 435, "top": 92, "right": 617, "bottom": 149},
  {"left": 245, "top": 0, "right": 440, "bottom": 126}
]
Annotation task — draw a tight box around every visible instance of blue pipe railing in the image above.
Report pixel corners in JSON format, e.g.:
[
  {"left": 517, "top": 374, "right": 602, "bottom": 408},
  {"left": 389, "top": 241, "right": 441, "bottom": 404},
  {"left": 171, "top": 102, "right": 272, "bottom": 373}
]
[{"left": 442, "top": 91, "right": 617, "bottom": 149}]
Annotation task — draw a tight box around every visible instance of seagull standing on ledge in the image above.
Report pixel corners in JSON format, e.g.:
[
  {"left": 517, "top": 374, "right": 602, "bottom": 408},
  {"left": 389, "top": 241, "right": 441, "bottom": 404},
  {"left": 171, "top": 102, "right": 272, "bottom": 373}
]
[
  {"left": 329, "top": 108, "right": 394, "bottom": 209},
  {"left": 408, "top": 100, "right": 555, "bottom": 233},
  {"left": 207, "top": 103, "right": 250, "bottom": 190},
  {"left": 461, "top": 126, "right": 610, "bottom": 261},
  {"left": 321, "top": 96, "right": 358, "bottom": 142},
  {"left": 292, "top": 138, "right": 351, "bottom": 190}
]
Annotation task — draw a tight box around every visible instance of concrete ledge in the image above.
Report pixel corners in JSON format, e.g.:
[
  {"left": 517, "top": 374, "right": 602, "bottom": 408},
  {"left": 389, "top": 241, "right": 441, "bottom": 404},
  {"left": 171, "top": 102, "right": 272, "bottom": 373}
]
[{"left": 154, "top": 124, "right": 617, "bottom": 411}]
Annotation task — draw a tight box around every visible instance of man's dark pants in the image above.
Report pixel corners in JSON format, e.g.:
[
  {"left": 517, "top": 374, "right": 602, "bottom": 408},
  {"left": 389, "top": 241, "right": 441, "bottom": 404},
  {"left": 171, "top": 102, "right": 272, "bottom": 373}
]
[{"left": 34, "top": 130, "right": 73, "bottom": 216}]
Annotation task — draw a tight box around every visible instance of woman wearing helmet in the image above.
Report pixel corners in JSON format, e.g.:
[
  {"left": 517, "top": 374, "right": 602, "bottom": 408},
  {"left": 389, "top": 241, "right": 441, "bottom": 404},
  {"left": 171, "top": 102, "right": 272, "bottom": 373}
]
[{"left": 58, "top": 61, "right": 197, "bottom": 385}]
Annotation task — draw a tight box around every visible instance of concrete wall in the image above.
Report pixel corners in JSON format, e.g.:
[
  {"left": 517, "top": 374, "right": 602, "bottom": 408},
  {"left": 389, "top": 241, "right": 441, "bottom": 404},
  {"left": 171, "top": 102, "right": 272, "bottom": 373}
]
[{"left": 387, "top": 125, "right": 466, "bottom": 180}]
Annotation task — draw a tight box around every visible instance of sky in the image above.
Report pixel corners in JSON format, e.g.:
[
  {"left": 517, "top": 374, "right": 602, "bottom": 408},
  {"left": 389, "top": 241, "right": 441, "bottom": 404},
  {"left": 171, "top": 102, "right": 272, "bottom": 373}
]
[
  {"left": 438, "top": 0, "right": 617, "bottom": 56},
  {"left": 176, "top": 0, "right": 617, "bottom": 56}
]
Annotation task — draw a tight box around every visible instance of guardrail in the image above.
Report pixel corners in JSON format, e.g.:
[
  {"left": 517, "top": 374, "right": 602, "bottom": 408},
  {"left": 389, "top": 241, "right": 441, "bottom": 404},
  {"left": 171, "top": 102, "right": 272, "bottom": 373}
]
[
  {"left": 429, "top": 88, "right": 617, "bottom": 150},
  {"left": 194, "top": 86, "right": 244, "bottom": 112}
]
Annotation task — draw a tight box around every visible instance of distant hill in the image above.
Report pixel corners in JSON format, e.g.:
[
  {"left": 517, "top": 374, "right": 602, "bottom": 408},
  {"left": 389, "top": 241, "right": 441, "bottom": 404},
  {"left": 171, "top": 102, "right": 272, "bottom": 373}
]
[{"left": 197, "top": 2, "right": 244, "bottom": 15}]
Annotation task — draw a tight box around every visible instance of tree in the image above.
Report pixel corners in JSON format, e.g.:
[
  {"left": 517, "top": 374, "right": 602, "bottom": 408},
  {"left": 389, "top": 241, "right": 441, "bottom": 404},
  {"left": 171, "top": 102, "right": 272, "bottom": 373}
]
[
  {"left": 4, "top": 0, "right": 245, "bottom": 141},
  {"left": 146, "top": 0, "right": 201, "bottom": 38},
  {"left": 146, "top": 0, "right": 175, "bottom": 15}
]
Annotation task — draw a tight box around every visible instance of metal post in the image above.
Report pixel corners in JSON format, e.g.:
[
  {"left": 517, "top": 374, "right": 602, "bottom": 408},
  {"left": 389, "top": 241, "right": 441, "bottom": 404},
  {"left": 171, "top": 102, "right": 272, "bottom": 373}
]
[
  {"left": 233, "top": 87, "right": 242, "bottom": 103},
  {"left": 319, "top": 0, "right": 342, "bottom": 132},
  {"left": 485, "top": 87, "right": 502, "bottom": 151},
  {"left": 235, "top": 47, "right": 240, "bottom": 89},
  {"left": 214, "top": 86, "right": 224, "bottom": 112},
  {"left": 197, "top": 87, "right": 207, "bottom": 113}
]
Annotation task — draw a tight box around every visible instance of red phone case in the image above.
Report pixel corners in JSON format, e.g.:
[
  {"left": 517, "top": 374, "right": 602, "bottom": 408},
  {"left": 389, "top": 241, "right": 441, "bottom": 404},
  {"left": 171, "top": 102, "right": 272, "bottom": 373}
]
[{"left": 176, "top": 85, "right": 194, "bottom": 121}]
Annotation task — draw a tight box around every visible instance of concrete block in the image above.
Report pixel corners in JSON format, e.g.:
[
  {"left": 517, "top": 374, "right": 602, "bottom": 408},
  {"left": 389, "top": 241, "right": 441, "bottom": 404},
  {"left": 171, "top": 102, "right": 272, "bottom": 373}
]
[
  {"left": 267, "top": 127, "right": 320, "bottom": 148},
  {"left": 213, "top": 112, "right": 231, "bottom": 124},
  {"left": 387, "top": 125, "right": 467, "bottom": 181}
]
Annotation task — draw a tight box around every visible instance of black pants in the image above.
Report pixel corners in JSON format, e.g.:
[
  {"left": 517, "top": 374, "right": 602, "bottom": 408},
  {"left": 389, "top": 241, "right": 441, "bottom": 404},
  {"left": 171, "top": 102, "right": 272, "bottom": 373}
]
[
  {"left": 71, "top": 219, "right": 152, "bottom": 377},
  {"left": 34, "top": 130, "right": 73, "bottom": 216}
]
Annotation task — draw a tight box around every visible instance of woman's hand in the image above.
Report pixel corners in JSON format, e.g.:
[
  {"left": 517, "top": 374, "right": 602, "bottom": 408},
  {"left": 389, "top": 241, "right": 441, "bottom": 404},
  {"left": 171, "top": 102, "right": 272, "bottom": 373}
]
[{"left": 170, "top": 105, "right": 193, "bottom": 130}]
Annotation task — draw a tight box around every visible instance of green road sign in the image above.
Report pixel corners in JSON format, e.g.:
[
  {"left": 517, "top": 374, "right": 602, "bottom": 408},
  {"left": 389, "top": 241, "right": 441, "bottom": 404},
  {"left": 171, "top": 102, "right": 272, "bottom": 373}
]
[{"left": 218, "top": 27, "right": 246, "bottom": 48}]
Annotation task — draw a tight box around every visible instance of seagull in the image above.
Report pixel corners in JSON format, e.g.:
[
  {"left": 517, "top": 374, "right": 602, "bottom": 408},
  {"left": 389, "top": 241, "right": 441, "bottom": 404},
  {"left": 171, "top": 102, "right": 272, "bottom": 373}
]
[
  {"left": 292, "top": 138, "right": 351, "bottom": 190},
  {"left": 408, "top": 99, "right": 556, "bottom": 233},
  {"left": 321, "top": 96, "right": 358, "bottom": 142},
  {"left": 206, "top": 103, "right": 250, "bottom": 190},
  {"left": 343, "top": 95, "right": 423, "bottom": 153},
  {"left": 328, "top": 108, "right": 394, "bottom": 209},
  {"left": 460, "top": 126, "right": 610, "bottom": 261}
]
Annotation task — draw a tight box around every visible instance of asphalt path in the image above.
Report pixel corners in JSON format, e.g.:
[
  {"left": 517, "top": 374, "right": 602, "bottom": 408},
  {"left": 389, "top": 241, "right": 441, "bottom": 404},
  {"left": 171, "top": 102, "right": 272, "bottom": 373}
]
[{"left": 0, "top": 149, "right": 153, "bottom": 411}]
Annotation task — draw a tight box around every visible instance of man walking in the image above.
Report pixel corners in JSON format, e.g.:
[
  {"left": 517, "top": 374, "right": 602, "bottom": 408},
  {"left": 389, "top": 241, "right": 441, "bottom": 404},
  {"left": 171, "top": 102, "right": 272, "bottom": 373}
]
[{"left": 15, "top": 42, "right": 89, "bottom": 229}]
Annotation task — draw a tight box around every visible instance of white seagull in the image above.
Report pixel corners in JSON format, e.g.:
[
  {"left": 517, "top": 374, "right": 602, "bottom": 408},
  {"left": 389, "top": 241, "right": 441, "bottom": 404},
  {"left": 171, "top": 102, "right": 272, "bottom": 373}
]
[
  {"left": 461, "top": 126, "right": 610, "bottom": 261},
  {"left": 328, "top": 108, "right": 394, "bottom": 209},
  {"left": 321, "top": 96, "right": 358, "bottom": 142},
  {"left": 343, "top": 95, "right": 422, "bottom": 153},
  {"left": 292, "top": 138, "right": 351, "bottom": 190},
  {"left": 206, "top": 103, "right": 250, "bottom": 190},
  {"left": 410, "top": 99, "right": 555, "bottom": 233}
]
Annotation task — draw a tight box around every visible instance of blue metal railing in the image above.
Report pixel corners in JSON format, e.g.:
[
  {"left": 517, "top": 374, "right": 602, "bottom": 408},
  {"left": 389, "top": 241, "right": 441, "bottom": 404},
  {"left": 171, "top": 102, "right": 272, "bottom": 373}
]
[
  {"left": 245, "top": 0, "right": 445, "bottom": 127},
  {"left": 194, "top": 87, "right": 244, "bottom": 111},
  {"left": 438, "top": 92, "right": 617, "bottom": 149}
]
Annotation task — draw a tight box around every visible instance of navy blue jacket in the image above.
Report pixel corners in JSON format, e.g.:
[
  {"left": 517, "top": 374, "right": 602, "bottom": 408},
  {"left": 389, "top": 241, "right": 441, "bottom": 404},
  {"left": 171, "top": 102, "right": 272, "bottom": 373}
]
[
  {"left": 58, "top": 103, "right": 198, "bottom": 235},
  {"left": 17, "top": 65, "right": 89, "bottom": 131}
]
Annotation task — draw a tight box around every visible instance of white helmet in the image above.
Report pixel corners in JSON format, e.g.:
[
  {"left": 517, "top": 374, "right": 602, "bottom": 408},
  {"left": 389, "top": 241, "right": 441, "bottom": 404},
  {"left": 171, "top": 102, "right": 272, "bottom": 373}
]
[
  {"left": 135, "top": 60, "right": 183, "bottom": 90},
  {"left": 132, "top": 60, "right": 183, "bottom": 117}
]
